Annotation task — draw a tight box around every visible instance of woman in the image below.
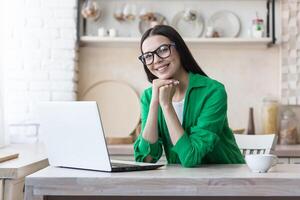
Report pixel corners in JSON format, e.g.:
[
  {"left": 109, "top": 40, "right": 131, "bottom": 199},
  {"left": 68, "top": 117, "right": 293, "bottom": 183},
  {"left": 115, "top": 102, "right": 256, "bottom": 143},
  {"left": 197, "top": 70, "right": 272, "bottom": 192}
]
[{"left": 134, "top": 25, "right": 244, "bottom": 167}]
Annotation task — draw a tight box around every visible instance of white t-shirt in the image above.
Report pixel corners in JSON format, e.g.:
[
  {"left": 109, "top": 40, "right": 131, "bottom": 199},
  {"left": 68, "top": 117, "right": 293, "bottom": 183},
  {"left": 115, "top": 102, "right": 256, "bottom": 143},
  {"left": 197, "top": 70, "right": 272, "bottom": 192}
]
[{"left": 172, "top": 98, "right": 185, "bottom": 124}]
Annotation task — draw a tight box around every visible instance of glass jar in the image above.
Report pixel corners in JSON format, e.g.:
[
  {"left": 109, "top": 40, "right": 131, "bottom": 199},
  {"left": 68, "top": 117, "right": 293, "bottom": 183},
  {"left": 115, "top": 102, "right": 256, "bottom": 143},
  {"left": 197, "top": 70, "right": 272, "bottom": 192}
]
[
  {"left": 252, "top": 18, "right": 264, "bottom": 38},
  {"left": 279, "top": 109, "right": 298, "bottom": 145},
  {"left": 261, "top": 97, "right": 279, "bottom": 134}
]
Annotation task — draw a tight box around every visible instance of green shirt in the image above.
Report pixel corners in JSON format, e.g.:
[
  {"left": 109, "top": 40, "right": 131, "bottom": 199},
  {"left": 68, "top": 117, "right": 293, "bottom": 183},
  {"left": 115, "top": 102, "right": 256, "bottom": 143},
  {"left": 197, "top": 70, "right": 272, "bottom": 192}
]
[{"left": 134, "top": 72, "right": 245, "bottom": 167}]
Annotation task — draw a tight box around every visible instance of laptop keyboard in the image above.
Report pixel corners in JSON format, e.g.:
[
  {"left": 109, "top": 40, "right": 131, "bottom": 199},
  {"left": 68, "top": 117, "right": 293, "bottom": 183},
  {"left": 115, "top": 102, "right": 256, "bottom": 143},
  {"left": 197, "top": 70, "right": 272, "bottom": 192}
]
[{"left": 111, "top": 162, "right": 138, "bottom": 168}]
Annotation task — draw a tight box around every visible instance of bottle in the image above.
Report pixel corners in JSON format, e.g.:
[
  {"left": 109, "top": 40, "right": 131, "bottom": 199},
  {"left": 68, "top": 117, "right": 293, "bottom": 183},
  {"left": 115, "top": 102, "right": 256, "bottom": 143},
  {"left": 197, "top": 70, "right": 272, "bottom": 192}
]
[
  {"left": 261, "top": 96, "right": 279, "bottom": 134},
  {"left": 279, "top": 109, "right": 298, "bottom": 145},
  {"left": 247, "top": 107, "right": 255, "bottom": 135}
]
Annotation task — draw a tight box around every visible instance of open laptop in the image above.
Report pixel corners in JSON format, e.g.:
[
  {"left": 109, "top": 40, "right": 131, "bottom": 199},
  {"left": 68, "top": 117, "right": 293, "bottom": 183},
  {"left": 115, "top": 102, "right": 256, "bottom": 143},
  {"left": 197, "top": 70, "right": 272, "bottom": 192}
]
[{"left": 38, "top": 101, "right": 164, "bottom": 172}]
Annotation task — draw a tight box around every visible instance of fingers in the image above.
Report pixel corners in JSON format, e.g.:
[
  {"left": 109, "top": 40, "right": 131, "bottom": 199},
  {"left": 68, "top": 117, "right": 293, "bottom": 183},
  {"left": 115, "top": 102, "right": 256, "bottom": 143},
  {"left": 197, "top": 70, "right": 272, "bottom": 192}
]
[
  {"left": 160, "top": 83, "right": 177, "bottom": 90},
  {"left": 153, "top": 79, "right": 179, "bottom": 88}
]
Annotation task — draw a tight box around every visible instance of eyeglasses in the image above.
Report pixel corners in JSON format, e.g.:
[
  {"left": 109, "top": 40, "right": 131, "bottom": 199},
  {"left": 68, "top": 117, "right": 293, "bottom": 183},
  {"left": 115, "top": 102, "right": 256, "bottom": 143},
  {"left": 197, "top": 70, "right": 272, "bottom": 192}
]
[{"left": 138, "top": 43, "right": 175, "bottom": 65}]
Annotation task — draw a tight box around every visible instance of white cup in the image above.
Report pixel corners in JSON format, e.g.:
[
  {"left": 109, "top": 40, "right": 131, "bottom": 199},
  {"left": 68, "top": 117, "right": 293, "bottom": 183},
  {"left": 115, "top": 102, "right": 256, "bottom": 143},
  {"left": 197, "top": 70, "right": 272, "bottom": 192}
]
[
  {"left": 108, "top": 28, "right": 117, "bottom": 37},
  {"left": 245, "top": 154, "right": 277, "bottom": 173},
  {"left": 98, "top": 27, "right": 107, "bottom": 37}
]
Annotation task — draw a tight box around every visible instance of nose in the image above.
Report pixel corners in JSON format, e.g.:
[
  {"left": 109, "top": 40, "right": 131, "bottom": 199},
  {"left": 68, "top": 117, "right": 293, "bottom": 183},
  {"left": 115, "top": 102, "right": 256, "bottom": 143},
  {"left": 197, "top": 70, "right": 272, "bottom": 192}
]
[{"left": 153, "top": 53, "right": 162, "bottom": 64}]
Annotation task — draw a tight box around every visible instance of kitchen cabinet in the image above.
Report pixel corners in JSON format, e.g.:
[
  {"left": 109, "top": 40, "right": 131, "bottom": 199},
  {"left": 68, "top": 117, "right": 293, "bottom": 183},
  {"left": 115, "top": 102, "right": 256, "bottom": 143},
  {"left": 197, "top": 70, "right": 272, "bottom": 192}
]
[
  {"left": 275, "top": 144, "right": 300, "bottom": 164},
  {"left": 0, "top": 144, "right": 48, "bottom": 200},
  {"left": 77, "top": 0, "right": 278, "bottom": 47},
  {"left": 289, "top": 158, "right": 300, "bottom": 164}
]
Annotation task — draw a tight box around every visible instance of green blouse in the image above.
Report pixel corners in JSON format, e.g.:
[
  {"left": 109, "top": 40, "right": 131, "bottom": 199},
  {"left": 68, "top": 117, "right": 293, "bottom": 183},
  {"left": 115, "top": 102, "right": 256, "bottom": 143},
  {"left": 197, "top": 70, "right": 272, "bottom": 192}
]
[{"left": 134, "top": 72, "right": 245, "bottom": 167}]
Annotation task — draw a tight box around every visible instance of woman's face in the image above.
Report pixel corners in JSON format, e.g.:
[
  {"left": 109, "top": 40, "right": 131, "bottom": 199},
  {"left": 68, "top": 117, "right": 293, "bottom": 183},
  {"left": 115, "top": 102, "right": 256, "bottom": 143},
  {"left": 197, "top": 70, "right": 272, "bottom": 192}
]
[{"left": 141, "top": 35, "right": 182, "bottom": 80}]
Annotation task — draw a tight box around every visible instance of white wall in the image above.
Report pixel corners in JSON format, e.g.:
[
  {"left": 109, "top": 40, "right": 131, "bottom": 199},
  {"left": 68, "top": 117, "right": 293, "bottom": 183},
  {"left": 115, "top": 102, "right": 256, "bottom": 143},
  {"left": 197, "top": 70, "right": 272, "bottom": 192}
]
[
  {"left": 78, "top": 0, "right": 281, "bottom": 134},
  {"left": 79, "top": 45, "right": 280, "bottom": 134},
  {"left": 0, "top": 0, "right": 5, "bottom": 146},
  {"left": 3, "top": 0, "right": 78, "bottom": 143}
]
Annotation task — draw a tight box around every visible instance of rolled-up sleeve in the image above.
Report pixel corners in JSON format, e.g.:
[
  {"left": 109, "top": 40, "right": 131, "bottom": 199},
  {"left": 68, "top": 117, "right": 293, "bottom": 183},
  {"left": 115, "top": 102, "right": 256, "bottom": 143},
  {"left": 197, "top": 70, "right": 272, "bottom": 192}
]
[
  {"left": 172, "top": 86, "right": 228, "bottom": 167},
  {"left": 134, "top": 90, "right": 163, "bottom": 162}
]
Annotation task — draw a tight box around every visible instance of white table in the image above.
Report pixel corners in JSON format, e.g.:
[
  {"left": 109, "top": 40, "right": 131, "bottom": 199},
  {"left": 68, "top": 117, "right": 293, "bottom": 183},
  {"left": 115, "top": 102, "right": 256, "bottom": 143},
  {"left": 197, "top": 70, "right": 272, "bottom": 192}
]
[
  {"left": 0, "top": 144, "right": 48, "bottom": 200},
  {"left": 25, "top": 164, "right": 300, "bottom": 200}
]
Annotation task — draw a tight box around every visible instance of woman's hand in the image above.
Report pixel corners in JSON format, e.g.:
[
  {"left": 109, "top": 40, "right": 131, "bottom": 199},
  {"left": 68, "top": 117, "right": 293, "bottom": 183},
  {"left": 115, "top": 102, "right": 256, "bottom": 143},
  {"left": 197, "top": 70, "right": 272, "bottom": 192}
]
[
  {"left": 159, "top": 81, "right": 179, "bottom": 108},
  {"left": 151, "top": 79, "right": 177, "bottom": 104}
]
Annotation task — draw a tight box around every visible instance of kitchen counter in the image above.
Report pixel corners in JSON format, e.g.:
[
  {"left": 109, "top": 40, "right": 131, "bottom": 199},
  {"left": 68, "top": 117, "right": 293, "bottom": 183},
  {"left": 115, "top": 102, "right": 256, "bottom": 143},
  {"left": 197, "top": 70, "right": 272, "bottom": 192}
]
[
  {"left": 0, "top": 144, "right": 49, "bottom": 200},
  {"left": 274, "top": 145, "right": 300, "bottom": 158},
  {"left": 25, "top": 164, "right": 300, "bottom": 199},
  {"left": 0, "top": 143, "right": 48, "bottom": 179},
  {"left": 108, "top": 144, "right": 300, "bottom": 158}
]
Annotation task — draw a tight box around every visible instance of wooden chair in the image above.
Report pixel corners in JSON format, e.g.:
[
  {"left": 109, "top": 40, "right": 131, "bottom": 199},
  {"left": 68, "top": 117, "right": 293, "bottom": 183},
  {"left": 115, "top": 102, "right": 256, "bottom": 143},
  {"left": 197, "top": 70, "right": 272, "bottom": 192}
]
[{"left": 234, "top": 134, "right": 277, "bottom": 156}]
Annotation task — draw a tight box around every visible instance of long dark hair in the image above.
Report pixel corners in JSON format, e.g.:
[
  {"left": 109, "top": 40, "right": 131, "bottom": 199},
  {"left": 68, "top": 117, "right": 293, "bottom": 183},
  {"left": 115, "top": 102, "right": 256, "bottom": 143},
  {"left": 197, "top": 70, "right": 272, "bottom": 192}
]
[{"left": 140, "top": 25, "right": 208, "bottom": 82}]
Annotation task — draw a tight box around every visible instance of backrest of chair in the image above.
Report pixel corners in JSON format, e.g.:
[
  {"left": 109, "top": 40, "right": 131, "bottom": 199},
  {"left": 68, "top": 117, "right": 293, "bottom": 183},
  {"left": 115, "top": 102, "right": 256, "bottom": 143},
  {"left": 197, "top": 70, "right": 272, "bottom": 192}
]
[{"left": 234, "top": 134, "right": 277, "bottom": 156}]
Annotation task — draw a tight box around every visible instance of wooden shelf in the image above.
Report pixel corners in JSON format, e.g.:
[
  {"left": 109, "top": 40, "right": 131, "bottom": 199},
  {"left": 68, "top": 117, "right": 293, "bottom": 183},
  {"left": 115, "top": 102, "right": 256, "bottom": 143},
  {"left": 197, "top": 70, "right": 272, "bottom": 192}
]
[{"left": 80, "top": 36, "right": 274, "bottom": 47}]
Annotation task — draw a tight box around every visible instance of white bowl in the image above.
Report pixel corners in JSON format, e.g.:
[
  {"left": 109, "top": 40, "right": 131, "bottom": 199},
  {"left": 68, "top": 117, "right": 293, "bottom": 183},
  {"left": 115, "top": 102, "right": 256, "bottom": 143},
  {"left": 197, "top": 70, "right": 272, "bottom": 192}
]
[{"left": 245, "top": 154, "right": 277, "bottom": 173}]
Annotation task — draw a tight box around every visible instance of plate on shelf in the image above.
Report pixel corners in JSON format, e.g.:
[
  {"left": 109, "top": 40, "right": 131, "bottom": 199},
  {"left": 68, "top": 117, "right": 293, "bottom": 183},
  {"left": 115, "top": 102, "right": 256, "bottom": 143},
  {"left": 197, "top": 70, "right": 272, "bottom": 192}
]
[
  {"left": 207, "top": 10, "right": 241, "bottom": 38},
  {"left": 139, "top": 12, "right": 168, "bottom": 35},
  {"left": 171, "top": 10, "right": 205, "bottom": 38}
]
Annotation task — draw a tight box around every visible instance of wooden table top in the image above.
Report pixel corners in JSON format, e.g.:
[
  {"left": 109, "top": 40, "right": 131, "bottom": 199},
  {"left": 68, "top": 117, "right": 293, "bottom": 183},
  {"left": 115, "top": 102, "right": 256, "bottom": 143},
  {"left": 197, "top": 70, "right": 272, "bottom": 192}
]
[
  {"left": 0, "top": 144, "right": 48, "bottom": 179},
  {"left": 25, "top": 164, "right": 300, "bottom": 196}
]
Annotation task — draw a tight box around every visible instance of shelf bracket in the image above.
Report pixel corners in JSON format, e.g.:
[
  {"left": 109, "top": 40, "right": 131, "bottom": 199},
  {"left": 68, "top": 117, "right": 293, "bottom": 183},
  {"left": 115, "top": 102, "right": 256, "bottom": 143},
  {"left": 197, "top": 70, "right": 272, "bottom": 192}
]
[{"left": 267, "top": 0, "right": 277, "bottom": 47}]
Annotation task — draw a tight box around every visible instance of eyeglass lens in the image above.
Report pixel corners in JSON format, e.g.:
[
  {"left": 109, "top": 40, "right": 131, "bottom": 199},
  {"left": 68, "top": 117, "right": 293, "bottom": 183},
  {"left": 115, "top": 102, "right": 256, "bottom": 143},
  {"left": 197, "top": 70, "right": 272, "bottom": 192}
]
[{"left": 142, "top": 44, "right": 172, "bottom": 65}]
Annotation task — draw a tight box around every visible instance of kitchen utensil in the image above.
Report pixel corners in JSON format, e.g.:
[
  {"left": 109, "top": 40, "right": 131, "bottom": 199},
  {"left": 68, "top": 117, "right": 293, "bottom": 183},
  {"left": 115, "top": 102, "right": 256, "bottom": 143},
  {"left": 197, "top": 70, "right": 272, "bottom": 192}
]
[
  {"left": 81, "top": 80, "right": 140, "bottom": 143},
  {"left": 81, "top": 0, "right": 102, "bottom": 21},
  {"left": 207, "top": 10, "right": 241, "bottom": 37},
  {"left": 123, "top": 3, "right": 136, "bottom": 21},
  {"left": 139, "top": 12, "right": 168, "bottom": 35},
  {"left": 172, "top": 10, "right": 205, "bottom": 37},
  {"left": 245, "top": 154, "right": 277, "bottom": 173},
  {"left": 0, "top": 152, "right": 19, "bottom": 163}
]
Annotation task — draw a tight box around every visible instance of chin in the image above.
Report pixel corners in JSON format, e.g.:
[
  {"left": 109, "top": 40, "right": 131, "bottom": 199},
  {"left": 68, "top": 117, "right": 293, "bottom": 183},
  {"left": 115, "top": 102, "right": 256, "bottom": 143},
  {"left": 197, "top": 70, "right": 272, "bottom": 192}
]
[{"left": 156, "top": 73, "right": 173, "bottom": 80}]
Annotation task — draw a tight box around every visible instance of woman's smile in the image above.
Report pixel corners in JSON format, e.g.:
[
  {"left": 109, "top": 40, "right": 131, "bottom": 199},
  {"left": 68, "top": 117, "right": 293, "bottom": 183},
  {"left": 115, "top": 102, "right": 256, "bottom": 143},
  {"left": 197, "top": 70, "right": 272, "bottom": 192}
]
[{"left": 155, "top": 63, "right": 169, "bottom": 73}]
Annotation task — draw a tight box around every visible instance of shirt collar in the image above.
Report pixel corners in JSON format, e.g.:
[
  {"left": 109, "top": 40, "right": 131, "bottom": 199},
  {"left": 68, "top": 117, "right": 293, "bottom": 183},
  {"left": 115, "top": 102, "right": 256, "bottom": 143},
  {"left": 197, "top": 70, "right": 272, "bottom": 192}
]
[{"left": 187, "top": 72, "right": 208, "bottom": 89}]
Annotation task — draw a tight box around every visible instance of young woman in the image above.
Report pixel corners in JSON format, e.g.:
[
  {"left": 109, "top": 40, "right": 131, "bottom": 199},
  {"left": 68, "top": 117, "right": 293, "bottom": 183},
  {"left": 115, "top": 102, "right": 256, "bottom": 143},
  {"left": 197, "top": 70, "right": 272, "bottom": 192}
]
[{"left": 134, "top": 25, "right": 244, "bottom": 167}]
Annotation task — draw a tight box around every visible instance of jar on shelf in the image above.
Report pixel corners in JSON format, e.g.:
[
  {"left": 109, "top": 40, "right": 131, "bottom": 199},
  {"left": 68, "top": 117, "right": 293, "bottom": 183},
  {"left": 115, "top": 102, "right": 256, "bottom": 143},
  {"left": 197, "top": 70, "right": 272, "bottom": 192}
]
[
  {"left": 279, "top": 109, "right": 298, "bottom": 145},
  {"left": 252, "top": 18, "right": 264, "bottom": 38},
  {"left": 261, "top": 97, "right": 279, "bottom": 134}
]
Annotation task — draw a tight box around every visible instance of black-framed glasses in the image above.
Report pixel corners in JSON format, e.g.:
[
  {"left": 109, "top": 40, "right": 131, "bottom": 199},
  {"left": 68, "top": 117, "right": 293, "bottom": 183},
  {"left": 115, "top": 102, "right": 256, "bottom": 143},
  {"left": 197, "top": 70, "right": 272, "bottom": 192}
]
[{"left": 138, "top": 43, "right": 176, "bottom": 65}]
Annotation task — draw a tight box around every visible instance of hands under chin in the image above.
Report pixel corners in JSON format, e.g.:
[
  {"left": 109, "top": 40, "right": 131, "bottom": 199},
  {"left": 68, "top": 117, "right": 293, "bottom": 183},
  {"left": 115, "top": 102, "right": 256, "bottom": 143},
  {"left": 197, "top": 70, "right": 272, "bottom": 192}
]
[
  {"left": 158, "top": 80, "right": 179, "bottom": 108},
  {"left": 151, "top": 79, "right": 179, "bottom": 106}
]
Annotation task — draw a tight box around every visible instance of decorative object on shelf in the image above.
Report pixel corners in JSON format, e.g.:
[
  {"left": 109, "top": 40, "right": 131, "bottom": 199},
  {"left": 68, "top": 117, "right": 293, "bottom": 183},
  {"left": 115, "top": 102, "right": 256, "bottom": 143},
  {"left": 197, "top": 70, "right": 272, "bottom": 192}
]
[
  {"left": 205, "top": 26, "right": 220, "bottom": 38},
  {"left": 139, "top": 12, "right": 168, "bottom": 35},
  {"left": 113, "top": 3, "right": 136, "bottom": 22},
  {"left": 172, "top": 10, "right": 204, "bottom": 37},
  {"left": 261, "top": 96, "right": 279, "bottom": 134},
  {"left": 207, "top": 10, "right": 241, "bottom": 38},
  {"left": 81, "top": 0, "right": 102, "bottom": 21},
  {"left": 251, "top": 12, "right": 265, "bottom": 38},
  {"left": 123, "top": 3, "right": 136, "bottom": 21},
  {"left": 108, "top": 28, "right": 118, "bottom": 37},
  {"left": 279, "top": 108, "right": 298, "bottom": 145},
  {"left": 98, "top": 27, "right": 108, "bottom": 37},
  {"left": 183, "top": 9, "right": 197, "bottom": 21}
]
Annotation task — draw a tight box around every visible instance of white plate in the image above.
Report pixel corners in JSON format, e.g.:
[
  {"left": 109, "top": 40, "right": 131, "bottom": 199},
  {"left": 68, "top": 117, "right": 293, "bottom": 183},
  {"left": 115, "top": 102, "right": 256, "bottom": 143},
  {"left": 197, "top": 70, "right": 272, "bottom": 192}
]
[
  {"left": 207, "top": 10, "right": 241, "bottom": 38},
  {"left": 139, "top": 13, "right": 168, "bottom": 35},
  {"left": 171, "top": 10, "right": 205, "bottom": 37}
]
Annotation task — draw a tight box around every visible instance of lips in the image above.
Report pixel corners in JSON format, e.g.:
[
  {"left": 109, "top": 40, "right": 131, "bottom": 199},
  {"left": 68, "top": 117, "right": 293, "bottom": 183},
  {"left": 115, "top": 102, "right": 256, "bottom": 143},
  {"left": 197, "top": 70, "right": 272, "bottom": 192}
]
[{"left": 156, "top": 64, "right": 169, "bottom": 72}]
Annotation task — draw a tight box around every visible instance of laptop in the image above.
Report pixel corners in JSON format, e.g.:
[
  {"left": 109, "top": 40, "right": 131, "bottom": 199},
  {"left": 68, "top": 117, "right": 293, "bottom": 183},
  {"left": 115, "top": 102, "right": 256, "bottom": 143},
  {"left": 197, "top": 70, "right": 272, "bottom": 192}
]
[{"left": 38, "top": 101, "right": 164, "bottom": 172}]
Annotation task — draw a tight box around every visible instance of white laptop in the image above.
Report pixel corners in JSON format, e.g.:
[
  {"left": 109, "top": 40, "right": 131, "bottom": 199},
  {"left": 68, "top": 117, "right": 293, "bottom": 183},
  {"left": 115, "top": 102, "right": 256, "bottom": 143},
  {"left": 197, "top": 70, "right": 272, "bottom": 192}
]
[{"left": 38, "top": 101, "right": 164, "bottom": 172}]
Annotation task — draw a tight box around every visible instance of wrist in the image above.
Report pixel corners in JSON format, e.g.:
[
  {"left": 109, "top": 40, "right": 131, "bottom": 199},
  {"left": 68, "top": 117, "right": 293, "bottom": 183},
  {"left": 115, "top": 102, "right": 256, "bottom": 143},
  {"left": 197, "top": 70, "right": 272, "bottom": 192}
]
[
  {"left": 150, "top": 99, "right": 159, "bottom": 107},
  {"left": 161, "top": 103, "right": 173, "bottom": 110}
]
